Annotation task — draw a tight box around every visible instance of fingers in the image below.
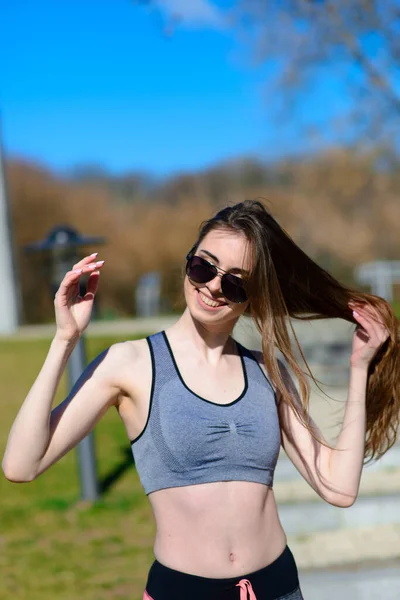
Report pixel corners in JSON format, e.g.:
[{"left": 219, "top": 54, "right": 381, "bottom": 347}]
[
  {"left": 85, "top": 270, "right": 100, "bottom": 298},
  {"left": 72, "top": 252, "right": 99, "bottom": 271},
  {"left": 71, "top": 259, "right": 104, "bottom": 278},
  {"left": 349, "top": 302, "right": 390, "bottom": 345},
  {"left": 361, "top": 307, "right": 389, "bottom": 341},
  {"left": 55, "top": 257, "right": 105, "bottom": 303}
]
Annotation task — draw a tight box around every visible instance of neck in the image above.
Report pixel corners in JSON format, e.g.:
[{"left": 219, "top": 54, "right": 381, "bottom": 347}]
[{"left": 166, "top": 308, "right": 239, "bottom": 359}]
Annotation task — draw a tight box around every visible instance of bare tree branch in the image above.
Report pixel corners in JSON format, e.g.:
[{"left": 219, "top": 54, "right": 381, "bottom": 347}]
[
  {"left": 234, "top": 0, "right": 400, "bottom": 145},
  {"left": 134, "top": 0, "right": 400, "bottom": 146}
]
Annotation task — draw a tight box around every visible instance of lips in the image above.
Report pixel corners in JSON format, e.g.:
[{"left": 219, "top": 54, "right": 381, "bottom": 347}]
[{"left": 197, "top": 290, "right": 226, "bottom": 309}]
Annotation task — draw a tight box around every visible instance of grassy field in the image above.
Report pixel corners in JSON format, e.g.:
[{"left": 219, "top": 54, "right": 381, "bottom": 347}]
[
  {"left": 2, "top": 307, "right": 399, "bottom": 599},
  {"left": 1, "top": 336, "right": 155, "bottom": 600}
]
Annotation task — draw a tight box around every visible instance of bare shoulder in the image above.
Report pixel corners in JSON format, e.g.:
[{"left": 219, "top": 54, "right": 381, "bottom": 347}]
[
  {"left": 106, "top": 337, "right": 150, "bottom": 367},
  {"left": 103, "top": 337, "right": 152, "bottom": 386},
  {"left": 100, "top": 336, "right": 155, "bottom": 420},
  {"left": 108, "top": 337, "right": 155, "bottom": 441}
]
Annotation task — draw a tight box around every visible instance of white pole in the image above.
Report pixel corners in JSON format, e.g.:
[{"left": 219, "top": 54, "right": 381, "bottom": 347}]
[
  {"left": 373, "top": 262, "right": 393, "bottom": 302},
  {"left": 0, "top": 118, "right": 20, "bottom": 333},
  {"left": 355, "top": 260, "right": 400, "bottom": 302}
]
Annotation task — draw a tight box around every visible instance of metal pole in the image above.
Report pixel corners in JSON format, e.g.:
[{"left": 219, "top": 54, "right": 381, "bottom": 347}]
[
  {"left": 0, "top": 117, "right": 20, "bottom": 333},
  {"left": 56, "top": 250, "right": 99, "bottom": 502},
  {"left": 24, "top": 226, "right": 103, "bottom": 502},
  {"left": 67, "top": 337, "right": 99, "bottom": 501}
]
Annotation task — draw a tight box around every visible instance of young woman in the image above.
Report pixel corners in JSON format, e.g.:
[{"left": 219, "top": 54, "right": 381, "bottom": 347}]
[{"left": 3, "top": 200, "right": 399, "bottom": 600}]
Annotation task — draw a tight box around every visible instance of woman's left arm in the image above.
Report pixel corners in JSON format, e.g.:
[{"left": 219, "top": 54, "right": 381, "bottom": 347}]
[
  {"left": 275, "top": 301, "right": 390, "bottom": 507},
  {"left": 327, "top": 301, "right": 390, "bottom": 503}
]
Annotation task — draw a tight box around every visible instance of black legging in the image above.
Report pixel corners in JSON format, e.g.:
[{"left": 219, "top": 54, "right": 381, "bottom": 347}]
[{"left": 143, "top": 545, "right": 304, "bottom": 599}]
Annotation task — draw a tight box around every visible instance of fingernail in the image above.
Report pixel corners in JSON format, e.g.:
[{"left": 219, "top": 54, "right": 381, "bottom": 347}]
[
  {"left": 96, "top": 260, "right": 104, "bottom": 267},
  {"left": 73, "top": 268, "right": 83, "bottom": 274},
  {"left": 89, "top": 252, "right": 98, "bottom": 258},
  {"left": 353, "top": 310, "right": 359, "bottom": 317}
]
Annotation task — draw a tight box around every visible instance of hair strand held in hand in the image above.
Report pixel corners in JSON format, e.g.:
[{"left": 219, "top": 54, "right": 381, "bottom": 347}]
[{"left": 190, "top": 199, "right": 400, "bottom": 463}]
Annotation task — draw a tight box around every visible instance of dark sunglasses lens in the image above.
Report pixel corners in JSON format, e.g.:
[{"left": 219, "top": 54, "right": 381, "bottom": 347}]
[
  {"left": 186, "top": 255, "right": 247, "bottom": 303},
  {"left": 186, "top": 256, "right": 215, "bottom": 283},
  {"left": 221, "top": 274, "right": 247, "bottom": 304}
]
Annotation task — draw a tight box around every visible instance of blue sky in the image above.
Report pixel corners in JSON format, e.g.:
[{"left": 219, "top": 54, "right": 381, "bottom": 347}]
[{"left": 0, "top": 0, "right": 334, "bottom": 176}]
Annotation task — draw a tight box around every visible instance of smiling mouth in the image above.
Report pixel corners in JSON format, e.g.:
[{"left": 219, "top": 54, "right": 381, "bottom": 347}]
[{"left": 198, "top": 290, "right": 226, "bottom": 308}]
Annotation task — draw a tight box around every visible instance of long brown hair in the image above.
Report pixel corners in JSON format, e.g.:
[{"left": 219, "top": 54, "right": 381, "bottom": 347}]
[{"left": 189, "top": 199, "right": 400, "bottom": 463}]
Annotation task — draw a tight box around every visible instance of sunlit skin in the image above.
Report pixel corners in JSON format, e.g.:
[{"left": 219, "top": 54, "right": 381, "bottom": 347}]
[
  {"left": 146, "top": 228, "right": 290, "bottom": 576},
  {"left": 155, "top": 232, "right": 393, "bottom": 576},
  {"left": 3, "top": 220, "right": 392, "bottom": 582},
  {"left": 183, "top": 228, "right": 251, "bottom": 335}
]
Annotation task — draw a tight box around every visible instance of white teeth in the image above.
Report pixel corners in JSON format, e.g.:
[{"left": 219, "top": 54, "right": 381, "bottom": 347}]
[{"left": 199, "top": 291, "right": 224, "bottom": 308}]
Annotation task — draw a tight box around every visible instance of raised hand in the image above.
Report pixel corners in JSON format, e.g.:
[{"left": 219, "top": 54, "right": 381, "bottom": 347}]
[
  {"left": 54, "top": 253, "right": 104, "bottom": 342},
  {"left": 348, "top": 301, "right": 390, "bottom": 369}
]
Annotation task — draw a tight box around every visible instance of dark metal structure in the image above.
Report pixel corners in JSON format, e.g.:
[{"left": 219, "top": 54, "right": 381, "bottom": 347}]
[{"left": 25, "top": 226, "right": 106, "bottom": 501}]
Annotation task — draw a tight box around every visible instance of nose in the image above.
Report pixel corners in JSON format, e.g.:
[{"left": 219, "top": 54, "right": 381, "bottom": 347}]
[{"left": 205, "top": 272, "right": 223, "bottom": 296}]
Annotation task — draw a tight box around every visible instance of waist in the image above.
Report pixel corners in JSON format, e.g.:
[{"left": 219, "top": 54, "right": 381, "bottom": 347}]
[{"left": 151, "top": 481, "right": 286, "bottom": 577}]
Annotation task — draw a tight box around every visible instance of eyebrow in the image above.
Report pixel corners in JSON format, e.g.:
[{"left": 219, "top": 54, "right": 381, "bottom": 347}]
[{"left": 198, "top": 249, "right": 249, "bottom": 276}]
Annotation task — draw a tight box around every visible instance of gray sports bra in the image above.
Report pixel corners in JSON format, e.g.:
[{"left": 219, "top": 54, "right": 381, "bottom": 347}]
[{"left": 130, "top": 331, "right": 281, "bottom": 495}]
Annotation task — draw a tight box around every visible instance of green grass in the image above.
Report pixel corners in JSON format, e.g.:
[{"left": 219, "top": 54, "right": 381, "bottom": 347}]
[
  {"left": 393, "top": 300, "right": 400, "bottom": 319},
  {"left": 0, "top": 335, "right": 155, "bottom": 600},
  {"left": 2, "top": 305, "right": 398, "bottom": 599}
]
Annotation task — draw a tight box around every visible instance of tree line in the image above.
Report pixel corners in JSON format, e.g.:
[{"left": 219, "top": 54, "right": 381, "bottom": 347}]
[{"left": 6, "top": 148, "right": 400, "bottom": 323}]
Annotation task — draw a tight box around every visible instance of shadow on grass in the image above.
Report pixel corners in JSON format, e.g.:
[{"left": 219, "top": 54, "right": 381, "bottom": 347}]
[
  {"left": 31, "top": 447, "right": 139, "bottom": 513},
  {"left": 99, "top": 446, "right": 134, "bottom": 495}
]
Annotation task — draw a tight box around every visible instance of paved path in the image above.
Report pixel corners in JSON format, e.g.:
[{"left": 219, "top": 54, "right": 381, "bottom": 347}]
[
  {"left": 288, "top": 523, "right": 400, "bottom": 570},
  {"left": 299, "top": 564, "right": 400, "bottom": 599},
  {"left": 4, "top": 315, "right": 179, "bottom": 340}
]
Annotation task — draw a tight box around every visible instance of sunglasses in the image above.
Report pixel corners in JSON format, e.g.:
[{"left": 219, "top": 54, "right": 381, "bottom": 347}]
[{"left": 185, "top": 254, "right": 248, "bottom": 304}]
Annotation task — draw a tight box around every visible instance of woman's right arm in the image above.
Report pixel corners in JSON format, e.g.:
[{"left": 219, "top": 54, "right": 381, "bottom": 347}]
[
  {"left": 2, "top": 338, "right": 124, "bottom": 482},
  {"left": 1, "top": 252, "right": 120, "bottom": 482}
]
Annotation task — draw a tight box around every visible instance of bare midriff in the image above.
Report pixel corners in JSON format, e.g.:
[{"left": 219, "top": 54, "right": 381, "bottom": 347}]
[{"left": 149, "top": 480, "right": 287, "bottom": 578}]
